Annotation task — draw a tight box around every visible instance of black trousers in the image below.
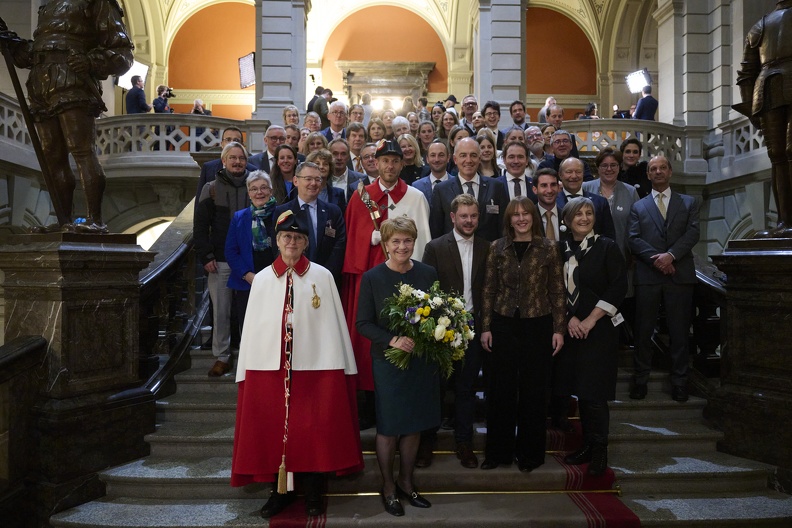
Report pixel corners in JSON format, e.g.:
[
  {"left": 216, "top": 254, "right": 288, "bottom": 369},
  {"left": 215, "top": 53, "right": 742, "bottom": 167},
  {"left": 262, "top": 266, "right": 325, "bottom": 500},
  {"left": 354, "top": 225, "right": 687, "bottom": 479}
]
[
  {"left": 578, "top": 399, "right": 609, "bottom": 447},
  {"left": 485, "top": 313, "right": 552, "bottom": 466}
]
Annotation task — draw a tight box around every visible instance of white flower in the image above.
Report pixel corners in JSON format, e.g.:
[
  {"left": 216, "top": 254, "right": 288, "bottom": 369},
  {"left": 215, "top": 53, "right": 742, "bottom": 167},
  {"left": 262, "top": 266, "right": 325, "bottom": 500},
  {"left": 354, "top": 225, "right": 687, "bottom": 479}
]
[
  {"left": 428, "top": 296, "right": 443, "bottom": 308},
  {"left": 452, "top": 298, "right": 464, "bottom": 310},
  {"left": 433, "top": 324, "right": 446, "bottom": 341},
  {"left": 465, "top": 328, "right": 475, "bottom": 340},
  {"left": 411, "top": 289, "right": 426, "bottom": 299},
  {"left": 437, "top": 316, "right": 451, "bottom": 327},
  {"left": 452, "top": 334, "right": 463, "bottom": 348},
  {"left": 399, "top": 284, "right": 414, "bottom": 296}
]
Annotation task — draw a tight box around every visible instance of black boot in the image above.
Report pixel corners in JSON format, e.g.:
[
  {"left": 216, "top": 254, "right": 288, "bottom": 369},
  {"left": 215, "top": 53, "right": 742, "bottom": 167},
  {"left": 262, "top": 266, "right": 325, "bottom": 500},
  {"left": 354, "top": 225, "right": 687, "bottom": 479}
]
[
  {"left": 303, "top": 473, "right": 325, "bottom": 516},
  {"left": 564, "top": 444, "right": 592, "bottom": 465},
  {"left": 260, "top": 491, "right": 295, "bottom": 518},
  {"left": 588, "top": 445, "right": 608, "bottom": 476}
]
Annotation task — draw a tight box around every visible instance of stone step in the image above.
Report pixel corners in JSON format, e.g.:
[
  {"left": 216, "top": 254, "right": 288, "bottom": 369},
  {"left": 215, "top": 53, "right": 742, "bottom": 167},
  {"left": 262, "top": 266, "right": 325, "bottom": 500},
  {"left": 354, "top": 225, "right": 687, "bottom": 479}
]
[
  {"left": 146, "top": 418, "right": 719, "bottom": 459},
  {"left": 100, "top": 453, "right": 606, "bottom": 500},
  {"left": 609, "top": 450, "right": 773, "bottom": 495},
  {"left": 49, "top": 492, "right": 792, "bottom": 528}
]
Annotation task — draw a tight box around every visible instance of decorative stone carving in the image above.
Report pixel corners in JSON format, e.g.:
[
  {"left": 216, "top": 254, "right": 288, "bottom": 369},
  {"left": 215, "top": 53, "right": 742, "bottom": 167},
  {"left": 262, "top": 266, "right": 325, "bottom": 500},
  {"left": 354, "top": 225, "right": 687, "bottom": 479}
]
[{"left": 336, "top": 61, "right": 435, "bottom": 102}]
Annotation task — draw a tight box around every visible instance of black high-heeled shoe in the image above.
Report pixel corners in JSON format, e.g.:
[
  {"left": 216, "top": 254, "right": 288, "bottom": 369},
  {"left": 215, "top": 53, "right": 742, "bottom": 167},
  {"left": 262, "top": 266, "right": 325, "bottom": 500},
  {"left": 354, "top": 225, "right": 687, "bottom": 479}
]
[
  {"left": 395, "top": 483, "right": 431, "bottom": 508},
  {"left": 380, "top": 488, "right": 405, "bottom": 516}
]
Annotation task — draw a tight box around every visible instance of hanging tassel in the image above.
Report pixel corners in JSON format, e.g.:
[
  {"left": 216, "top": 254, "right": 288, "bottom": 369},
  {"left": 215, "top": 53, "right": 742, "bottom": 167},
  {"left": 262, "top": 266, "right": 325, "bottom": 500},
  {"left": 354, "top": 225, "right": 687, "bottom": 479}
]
[{"left": 277, "top": 455, "right": 287, "bottom": 494}]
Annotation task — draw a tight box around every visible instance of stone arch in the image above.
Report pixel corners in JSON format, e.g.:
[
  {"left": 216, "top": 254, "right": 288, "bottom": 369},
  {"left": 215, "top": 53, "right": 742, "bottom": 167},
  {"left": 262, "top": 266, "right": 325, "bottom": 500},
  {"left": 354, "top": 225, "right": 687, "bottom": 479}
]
[
  {"left": 120, "top": 0, "right": 168, "bottom": 88},
  {"left": 307, "top": 0, "right": 454, "bottom": 98}
]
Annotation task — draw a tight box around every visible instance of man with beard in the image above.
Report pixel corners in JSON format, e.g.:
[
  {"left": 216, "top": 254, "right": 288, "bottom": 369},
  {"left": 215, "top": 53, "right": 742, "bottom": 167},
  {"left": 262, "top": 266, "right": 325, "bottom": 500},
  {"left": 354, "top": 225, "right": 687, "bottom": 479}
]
[
  {"left": 195, "top": 142, "right": 251, "bottom": 376},
  {"left": 458, "top": 94, "right": 478, "bottom": 136},
  {"left": 525, "top": 126, "right": 546, "bottom": 165},
  {"left": 532, "top": 168, "right": 562, "bottom": 241},
  {"left": 506, "top": 100, "right": 529, "bottom": 130},
  {"left": 422, "top": 193, "right": 489, "bottom": 469},
  {"left": 430, "top": 138, "right": 509, "bottom": 241},
  {"left": 341, "top": 140, "right": 431, "bottom": 428}
]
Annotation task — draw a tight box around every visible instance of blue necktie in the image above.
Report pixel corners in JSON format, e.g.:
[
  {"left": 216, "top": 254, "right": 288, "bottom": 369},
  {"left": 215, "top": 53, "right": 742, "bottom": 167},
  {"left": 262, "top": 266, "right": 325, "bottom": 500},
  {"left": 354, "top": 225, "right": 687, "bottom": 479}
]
[{"left": 302, "top": 203, "right": 317, "bottom": 259}]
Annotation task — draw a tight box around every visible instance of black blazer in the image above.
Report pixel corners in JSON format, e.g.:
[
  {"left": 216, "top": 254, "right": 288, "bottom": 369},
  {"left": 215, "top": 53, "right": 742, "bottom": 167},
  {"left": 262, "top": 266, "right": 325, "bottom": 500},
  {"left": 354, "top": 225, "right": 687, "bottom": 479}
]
[
  {"left": 429, "top": 176, "right": 510, "bottom": 242},
  {"left": 422, "top": 231, "right": 490, "bottom": 320},
  {"left": 274, "top": 198, "right": 347, "bottom": 283}
]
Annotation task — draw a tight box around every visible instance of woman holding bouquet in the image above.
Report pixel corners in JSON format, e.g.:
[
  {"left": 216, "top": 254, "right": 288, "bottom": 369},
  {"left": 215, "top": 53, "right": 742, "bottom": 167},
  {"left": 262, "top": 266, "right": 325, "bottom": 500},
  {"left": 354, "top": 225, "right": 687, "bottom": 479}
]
[
  {"left": 556, "top": 197, "right": 627, "bottom": 476},
  {"left": 357, "top": 217, "right": 440, "bottom": 516},
  {"left": 479, "top": 197, "right": 566, "bottom": 472}
]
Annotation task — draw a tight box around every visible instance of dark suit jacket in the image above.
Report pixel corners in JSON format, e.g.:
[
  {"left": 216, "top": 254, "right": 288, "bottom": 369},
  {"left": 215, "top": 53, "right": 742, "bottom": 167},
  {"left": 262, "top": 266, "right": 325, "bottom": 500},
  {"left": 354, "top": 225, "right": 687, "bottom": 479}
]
[
  {"left": 412, "top": 174, "right": 447, "bottom": 206},
  {"left": 632, "top": 95, "right": 658, "bottom": 121},
  {"left": 495, "top": 173, "right": 538, "bottom": 203},
  {"left": 125, "top": 86, "right": 150, "bottom": 114},
  {"left": 422, "top": 231, "right": 490, "bottom": 320},
  {"left": 274, "top": 198, "right": 346, "bottom": 282},
  {"left": 321, "top": 127, "right": 346, "bottom": 142},
  {"left": 429, "top": 176, "right": 509, "bottom": 242},
  {"left": 248, "top": 151, "right": 306, "bottom": 174},
  {"left": 556, "top": 190, "right": 616, "bottom": 240},
  {"left": 628, "top": 191, "right": 699, "bottom": 285}
]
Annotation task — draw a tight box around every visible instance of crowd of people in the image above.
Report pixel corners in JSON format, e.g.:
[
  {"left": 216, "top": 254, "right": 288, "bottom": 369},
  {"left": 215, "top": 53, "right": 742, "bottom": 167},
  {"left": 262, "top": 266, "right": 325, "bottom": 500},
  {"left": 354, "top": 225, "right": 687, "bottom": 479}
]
[{"left": 192, "top": 91, "right": 699, "bottom": 519}]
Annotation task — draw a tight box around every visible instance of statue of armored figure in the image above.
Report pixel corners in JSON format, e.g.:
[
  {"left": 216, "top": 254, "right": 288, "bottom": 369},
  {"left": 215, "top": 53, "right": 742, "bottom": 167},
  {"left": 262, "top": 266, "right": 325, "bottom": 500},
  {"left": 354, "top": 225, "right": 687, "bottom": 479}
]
[
  {"left": 734, "top": 0, "right": 792, "bottom": 238},
  {"left": 0, "top": 0, "right": 134, "bottom": 233}
]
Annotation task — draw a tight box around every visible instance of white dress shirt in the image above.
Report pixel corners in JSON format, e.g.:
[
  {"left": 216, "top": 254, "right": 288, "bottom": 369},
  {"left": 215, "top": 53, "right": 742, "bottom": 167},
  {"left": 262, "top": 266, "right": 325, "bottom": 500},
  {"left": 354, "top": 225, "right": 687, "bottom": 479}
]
[{"left": 453, "top": 229, "right": 475, "bottom": 312}]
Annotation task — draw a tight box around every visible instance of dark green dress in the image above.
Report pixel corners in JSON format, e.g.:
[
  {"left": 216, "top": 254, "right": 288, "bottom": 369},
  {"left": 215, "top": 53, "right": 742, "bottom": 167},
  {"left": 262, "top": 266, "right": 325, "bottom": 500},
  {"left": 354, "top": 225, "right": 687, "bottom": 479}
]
[{"left": 356, "top": 261, "right": 441, "bottom": 436}]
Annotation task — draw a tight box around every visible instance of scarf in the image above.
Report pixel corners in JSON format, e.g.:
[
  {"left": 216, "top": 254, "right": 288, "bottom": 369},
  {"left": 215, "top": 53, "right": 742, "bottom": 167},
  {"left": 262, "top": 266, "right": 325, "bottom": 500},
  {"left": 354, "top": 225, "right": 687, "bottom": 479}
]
[
  {"left": 563, "top": 232, "right": 599, "bottom": 312},
  {"left": 251, "top": 197, "right": 276, "bottom": 251}
]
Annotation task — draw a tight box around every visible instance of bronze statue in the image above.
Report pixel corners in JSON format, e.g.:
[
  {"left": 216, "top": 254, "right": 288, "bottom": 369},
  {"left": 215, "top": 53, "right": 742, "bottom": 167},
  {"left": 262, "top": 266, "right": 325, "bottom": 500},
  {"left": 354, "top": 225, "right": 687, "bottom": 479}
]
[
  {"left": 734, "top": 0, "right": 792, "bottom": 238},
  {"left": 0, "top": 0, "right": 134, "bottom": 233}
]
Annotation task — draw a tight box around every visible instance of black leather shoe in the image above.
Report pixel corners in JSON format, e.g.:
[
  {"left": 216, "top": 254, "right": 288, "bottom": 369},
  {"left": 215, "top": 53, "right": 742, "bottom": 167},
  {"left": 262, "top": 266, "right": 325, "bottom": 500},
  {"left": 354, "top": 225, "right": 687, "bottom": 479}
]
[
  {"left": 516, "top": 457, "right": 543, "bottom": 473},
  {"left": 303, "top": 474, "right": 324, "bottom": 517},
  {"left": 480, "top": 459, "right": 499, "bottom": 470},
  {"left": 396, "top": 483, "right": 431, "bottom": 508},
  {"left": 564, "top": 444, "right": 593, "bottom": 465},
  {"left": 260, "top": 491, "right": 295, "bottom": 518},
  {"left": 630, "top": 383, "right": 648, "bottom": 400},
  {"left": 672, "top": 385, "right": 689, "bottom": 402},
  {"left": 380, "top": 489, "right": 404, "bottom": 516},
  {"left": 588, "top": 445, "right": 608, "bottom": 476},
  {"left": 456, "top": 442, "right": 479, "bottom": 469}
]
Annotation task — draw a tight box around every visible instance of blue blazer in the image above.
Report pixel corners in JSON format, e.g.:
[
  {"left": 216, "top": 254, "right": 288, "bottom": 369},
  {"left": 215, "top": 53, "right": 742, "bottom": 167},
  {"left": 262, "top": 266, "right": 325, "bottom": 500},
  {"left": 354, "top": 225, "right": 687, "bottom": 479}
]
[
  {"left": 321, "top": 127, "right": 346, "bottom": 142},
  {"left": 224, "top": 207, "right": 276, "bottom": 291},
  {"left": 628, "top": 191, "right": 699, "bottom": 285},
  {"left": 412, "top": 175, "right": 439, "bottom": 206},
  {"left": 274, "top": 198, "right": 347, "bottom": 281},
  {"left": 556, "top": 190, "right": 616, "bottom": 240},
  {"left": 632, "top": 95, "right": 658, "bottom": 121}
]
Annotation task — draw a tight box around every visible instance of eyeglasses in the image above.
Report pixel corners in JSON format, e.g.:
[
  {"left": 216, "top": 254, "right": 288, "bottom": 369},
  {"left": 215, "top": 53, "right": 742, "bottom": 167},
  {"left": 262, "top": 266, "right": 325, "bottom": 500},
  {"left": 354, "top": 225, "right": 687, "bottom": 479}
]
[
  {"left": 267, "top": 135, "right": 286, "bottom": 142},
  {"left": 484, "top": 112, "right": 499, "bottom": 117},
  {"left": 553, "top": 139, "right": 571, "bottom": 145},
  {"left": 362, "top": 154, "right": 377, "bottom": 160},
  {"left": 248, "top": 185, "right": 271, "bottom": 193},
  {"left": 297, "top": 176, "right": 323, "bottom": 184},
  {"left": 226, "top": 155, "right": 247, "bottom": 162},
  {"left": 329, "top": 111, "right": 346, "bottom": 116},
  {"left": 599, "top": 163, "right": 620, "bottom": 170},
  {"left": 463, "top": 102, "right": 478, "bottom": 107},
  {"left": 222, "top": 137, "right": 241, "bottom": 143}
]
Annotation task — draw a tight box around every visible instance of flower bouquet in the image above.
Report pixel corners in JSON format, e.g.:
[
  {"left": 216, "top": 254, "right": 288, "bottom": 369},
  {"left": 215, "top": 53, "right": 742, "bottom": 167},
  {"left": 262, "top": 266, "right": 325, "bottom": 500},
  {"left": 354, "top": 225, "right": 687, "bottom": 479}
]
[{"left": 380, "top": 281, "right": 475, "bottom": 379}]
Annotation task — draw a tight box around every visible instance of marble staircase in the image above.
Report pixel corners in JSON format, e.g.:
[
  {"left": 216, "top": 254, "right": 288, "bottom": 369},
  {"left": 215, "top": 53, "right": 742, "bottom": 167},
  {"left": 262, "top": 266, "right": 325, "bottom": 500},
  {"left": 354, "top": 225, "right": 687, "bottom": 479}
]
[{"left": 49, "top": 347, "right": 792, "bottom": 527}]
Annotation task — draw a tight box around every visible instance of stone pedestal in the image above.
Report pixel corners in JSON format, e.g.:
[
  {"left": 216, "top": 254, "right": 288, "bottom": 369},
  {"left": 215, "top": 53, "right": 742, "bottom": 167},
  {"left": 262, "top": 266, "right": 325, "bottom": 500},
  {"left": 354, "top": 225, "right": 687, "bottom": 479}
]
[
  {"left": 707, "top": 239, "right": 792, "bottom": 475},
  {"left": 0, "top": 234, "right": 156, "bottom": 523}
]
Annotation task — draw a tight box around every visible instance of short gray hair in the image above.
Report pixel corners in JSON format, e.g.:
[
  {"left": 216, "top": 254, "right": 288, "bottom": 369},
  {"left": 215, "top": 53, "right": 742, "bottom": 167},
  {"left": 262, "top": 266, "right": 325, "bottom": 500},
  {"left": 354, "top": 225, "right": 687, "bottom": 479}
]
[
  {"left": 246, "top": 171, "right": 272, "bottom": 189},
  {"left": 561, "top": 196, "right": 595, "bottom": 228}
]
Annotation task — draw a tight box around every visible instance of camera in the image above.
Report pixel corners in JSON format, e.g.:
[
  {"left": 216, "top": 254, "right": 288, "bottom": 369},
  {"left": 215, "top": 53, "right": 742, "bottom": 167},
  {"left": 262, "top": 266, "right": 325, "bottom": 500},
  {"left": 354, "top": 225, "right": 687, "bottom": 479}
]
[{"left": 163, "top": 87, "right": 175, "bottom": 99}]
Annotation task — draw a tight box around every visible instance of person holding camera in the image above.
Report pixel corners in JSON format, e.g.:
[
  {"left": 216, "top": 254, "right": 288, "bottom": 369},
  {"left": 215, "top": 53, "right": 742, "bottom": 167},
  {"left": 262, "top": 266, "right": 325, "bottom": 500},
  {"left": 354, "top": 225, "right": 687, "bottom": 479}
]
[{"left": 153, "top": 85, "right": 174, "bottom": 150}]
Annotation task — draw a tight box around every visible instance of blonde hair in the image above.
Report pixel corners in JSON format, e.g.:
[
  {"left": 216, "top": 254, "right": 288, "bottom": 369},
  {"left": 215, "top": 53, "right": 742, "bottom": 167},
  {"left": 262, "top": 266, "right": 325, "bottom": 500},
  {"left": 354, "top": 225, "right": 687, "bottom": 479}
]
[{"left": 380, "top": 217, "right": 418, "bottom": 243}]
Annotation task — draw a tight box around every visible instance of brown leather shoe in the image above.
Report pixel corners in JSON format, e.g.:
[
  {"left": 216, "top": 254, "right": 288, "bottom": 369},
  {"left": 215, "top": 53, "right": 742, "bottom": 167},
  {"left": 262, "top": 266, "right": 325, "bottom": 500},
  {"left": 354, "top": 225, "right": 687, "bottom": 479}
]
[
  {"left": 208, "top": 360, "right": 230, "bottom": 377},
  {"left": 415, "top": 439, "right": 434, "bottom": 468},
  {"left": 456, "top": 442, "right": 479, "bottom": 469}
]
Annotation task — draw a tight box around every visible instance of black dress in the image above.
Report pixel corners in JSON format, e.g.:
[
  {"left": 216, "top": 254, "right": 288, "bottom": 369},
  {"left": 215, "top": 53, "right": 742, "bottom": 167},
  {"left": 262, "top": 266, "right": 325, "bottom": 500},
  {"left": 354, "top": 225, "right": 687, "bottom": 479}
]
[
  {"left": 555, "top": 237, "right": 627, "bottom": 401},
  {"left": 356, "top": 261, "right": 441, "bottom": 436}
]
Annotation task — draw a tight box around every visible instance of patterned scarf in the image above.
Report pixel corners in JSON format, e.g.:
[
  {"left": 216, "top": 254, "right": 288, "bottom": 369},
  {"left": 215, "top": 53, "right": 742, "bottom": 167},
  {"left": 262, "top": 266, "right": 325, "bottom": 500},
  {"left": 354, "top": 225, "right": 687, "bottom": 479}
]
[
  {"left": 563, "top": 232, "right": 599, "bottom": 311},
  {"left": 251, "top": 197, "right": 276, "bottom": 251}
]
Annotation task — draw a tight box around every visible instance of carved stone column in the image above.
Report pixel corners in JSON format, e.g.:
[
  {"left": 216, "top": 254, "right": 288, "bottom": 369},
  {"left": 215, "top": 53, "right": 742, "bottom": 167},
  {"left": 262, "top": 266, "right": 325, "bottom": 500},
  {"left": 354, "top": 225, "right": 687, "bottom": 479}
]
[{"left": 254, "top": 0, "right": 311, "bottom": 123}]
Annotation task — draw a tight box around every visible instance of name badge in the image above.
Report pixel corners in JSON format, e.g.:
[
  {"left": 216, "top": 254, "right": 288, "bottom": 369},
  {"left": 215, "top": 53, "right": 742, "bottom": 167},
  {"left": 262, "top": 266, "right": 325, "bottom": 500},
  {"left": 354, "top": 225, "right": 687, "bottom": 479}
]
[
  {"left": 611, "top": 313, "right": 624, "bottom": 327},
  {"left": 486, "top": 204, "right": 499, "bottom": 214},
  {"left": 325, "top": 226, "right": 336, "bottom": 238}
]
